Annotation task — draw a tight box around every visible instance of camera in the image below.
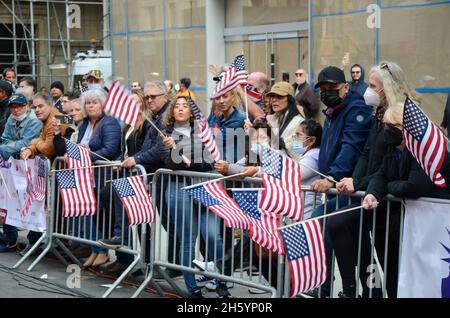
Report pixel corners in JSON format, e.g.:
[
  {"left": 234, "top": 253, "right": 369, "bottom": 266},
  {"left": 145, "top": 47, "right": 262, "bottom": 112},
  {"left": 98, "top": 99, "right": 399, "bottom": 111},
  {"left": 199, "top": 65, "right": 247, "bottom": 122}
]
[{"left": 55, "top": 114, "right": 74, "bottom": 125}]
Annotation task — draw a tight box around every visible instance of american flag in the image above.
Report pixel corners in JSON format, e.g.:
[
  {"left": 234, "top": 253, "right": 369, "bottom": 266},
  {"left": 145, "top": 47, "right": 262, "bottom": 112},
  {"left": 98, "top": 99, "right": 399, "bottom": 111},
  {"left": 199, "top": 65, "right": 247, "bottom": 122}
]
[
  {"left": 403, "top": 97, "right": 447, "bottom": 187},
  {"left": 259, "top": 146, "right": 303, "bottom": 221},
  {"left": 103, "top": 80, "right": 141, "bottom": 127},
  {"left": 20, "top": 161, "right": 34, "bottom": 218},
  {"left": 60, "top": 140, "right": 97, "bottom": 217},
  {"left": 185, "top": 181, "right": 251, "bottom": 230},
  {"left": 20, "top": 157, "right": 47, "bottom": 217},
  {"left": 112, "top": 176, "right": 155, "bottom": 226},
  {"left": 211, "top": 55, "right": 248, "bottom": 99},
  {"left": 246, "top": 85, "right": 263, "bottom": 103},
  {"left": 190, "top": 99, "right": 221, "bottom": 162},
  {"left": 232, "top": 189, "right": 284, "bottom": 255},
  {"left": 31, "top": 156, "right": 47, "bottom": 201},
  {"left": 280, "top": 219, "right": 327, "bottom": 297}
]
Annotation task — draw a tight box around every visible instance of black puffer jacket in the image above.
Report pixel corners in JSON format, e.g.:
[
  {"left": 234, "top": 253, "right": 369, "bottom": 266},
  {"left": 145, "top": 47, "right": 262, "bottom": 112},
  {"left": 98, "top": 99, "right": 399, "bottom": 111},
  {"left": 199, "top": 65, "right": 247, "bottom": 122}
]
[
  {"left": 352, "top": 117, "right": 388, "bottom": 191},
  {"left": 366, "top": 147, "right": 450, "bottom": 201},
  {"left": 121, "top": 121, "right": 151, "bottom": 159},
  {"left": 158, "top": 124, "right": 214, "bottom": 173}
]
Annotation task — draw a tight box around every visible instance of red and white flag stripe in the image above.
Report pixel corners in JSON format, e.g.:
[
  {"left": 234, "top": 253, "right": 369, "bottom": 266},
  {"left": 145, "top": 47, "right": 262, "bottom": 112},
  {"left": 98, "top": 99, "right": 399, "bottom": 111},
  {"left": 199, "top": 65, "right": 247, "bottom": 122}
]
[{"left": 103, "top": 80, "right": 141, "bottom": 127}]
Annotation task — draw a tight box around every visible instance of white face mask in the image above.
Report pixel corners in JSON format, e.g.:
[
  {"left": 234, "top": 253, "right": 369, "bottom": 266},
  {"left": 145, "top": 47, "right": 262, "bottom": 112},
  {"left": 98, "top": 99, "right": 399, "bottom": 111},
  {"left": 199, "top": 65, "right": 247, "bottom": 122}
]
[
  {"left": 12, "top": 112, "right": 27, "bottom": 122},
  {"left": 364, "top": 87, "right": 383, "bottom": 108}
]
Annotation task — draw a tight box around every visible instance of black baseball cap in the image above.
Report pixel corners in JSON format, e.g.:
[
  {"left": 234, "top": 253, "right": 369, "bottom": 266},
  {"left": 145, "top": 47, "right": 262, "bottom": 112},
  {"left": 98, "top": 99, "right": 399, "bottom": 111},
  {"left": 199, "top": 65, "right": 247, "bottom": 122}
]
[{"left": 314, "top": 66, "right": 346, "bottom": 89}]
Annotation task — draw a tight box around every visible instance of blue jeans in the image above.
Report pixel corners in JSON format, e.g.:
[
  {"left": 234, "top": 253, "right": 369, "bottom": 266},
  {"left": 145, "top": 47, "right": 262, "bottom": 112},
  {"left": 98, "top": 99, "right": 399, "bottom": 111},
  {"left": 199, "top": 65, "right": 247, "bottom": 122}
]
[
  {"left": 112, "top": 188, "right": 133, "bottom": 265},
  {"left": 74, "top": 216, "right": 108, "bottom": 254},
  {"left": 165, "top": 180, "right": 223, "bottom": 295}
]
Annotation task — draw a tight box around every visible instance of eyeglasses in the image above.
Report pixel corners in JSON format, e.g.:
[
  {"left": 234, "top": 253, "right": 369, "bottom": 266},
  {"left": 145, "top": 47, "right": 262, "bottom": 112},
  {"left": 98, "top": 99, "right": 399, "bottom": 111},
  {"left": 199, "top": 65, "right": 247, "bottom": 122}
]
[
  {"left": 144, "top": 94, "right": 164, "bottom": 101},
  {"left": 292, "top": 133, "right": 311, "bottom": 141},
  {"left": 380, "top": 62, "right": 394, "bottom": 78}
]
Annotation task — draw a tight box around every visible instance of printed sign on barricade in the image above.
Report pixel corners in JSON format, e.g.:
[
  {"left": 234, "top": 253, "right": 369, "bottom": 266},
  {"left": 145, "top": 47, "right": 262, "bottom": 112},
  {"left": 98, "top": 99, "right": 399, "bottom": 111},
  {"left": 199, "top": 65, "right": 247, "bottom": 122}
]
[{"left": 0, "top": 158, "right": 46, "bottom": 232}]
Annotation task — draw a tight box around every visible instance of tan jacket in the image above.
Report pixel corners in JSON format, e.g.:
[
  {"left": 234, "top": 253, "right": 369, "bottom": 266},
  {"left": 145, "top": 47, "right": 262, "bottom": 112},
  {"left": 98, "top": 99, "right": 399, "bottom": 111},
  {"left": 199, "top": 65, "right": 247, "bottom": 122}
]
[{"left": 29, "top": 107, "right": 68, "bottom": 159}]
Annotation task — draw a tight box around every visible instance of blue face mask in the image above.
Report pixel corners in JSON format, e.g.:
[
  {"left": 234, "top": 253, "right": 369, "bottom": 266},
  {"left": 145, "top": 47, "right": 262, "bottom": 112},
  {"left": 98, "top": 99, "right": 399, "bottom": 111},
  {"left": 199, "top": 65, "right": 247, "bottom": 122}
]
[
  {"left": 292, "top": 140, "right": 305, "bottom": 155},
  {"left": 88, "top": 83, "right": 102, "bottom": 91},
  {"left": 250, "top": 142, "right": 270, "bottom": 155}
]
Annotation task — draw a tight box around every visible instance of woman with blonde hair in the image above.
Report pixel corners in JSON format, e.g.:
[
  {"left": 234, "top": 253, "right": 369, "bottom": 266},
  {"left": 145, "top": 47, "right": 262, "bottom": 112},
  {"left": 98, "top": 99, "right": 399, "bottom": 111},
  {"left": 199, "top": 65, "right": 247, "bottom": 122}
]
[
  {"left": 325, "top": 61, "right": 420, "bottom": 298},
  {"left": 97, "top": 89, "right": 154, "bottom": 275},
  {"left": 365, "top": 61, "right": 420, "bottom": 113}
]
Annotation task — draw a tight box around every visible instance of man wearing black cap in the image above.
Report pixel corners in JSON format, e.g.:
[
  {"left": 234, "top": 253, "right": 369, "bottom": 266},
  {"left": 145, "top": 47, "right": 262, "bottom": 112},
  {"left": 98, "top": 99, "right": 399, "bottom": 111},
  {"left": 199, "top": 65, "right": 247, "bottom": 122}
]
[
  {"left": 50, "top": 81, "right": 65, "bottom": 113},
  {"left": 306, "top": 66, "right": 372, "bottom": 297},
  {"left": 0, "top": 80, "right": 14, "bottom": 136}
]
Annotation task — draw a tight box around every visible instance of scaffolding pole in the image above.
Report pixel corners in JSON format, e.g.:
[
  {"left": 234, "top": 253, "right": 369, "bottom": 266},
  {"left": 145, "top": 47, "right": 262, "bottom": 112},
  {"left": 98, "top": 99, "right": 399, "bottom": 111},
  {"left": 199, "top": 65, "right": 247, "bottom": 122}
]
[{"left": 0, "top": 0, "right": 105, "bottom": 83}]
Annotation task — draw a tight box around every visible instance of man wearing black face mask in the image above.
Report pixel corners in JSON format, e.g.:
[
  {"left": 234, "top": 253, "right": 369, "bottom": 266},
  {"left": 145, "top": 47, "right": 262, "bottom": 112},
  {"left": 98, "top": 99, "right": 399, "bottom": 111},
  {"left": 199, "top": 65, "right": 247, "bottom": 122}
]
[
  {"left": 326, "top": 67, "right": 392, "bottom": 298},
  {"left": 311, "top": 66, "right": 372, "bottom": 193},
  {"left": 306, "top": 66, "right": 372, "bottom": 298}
]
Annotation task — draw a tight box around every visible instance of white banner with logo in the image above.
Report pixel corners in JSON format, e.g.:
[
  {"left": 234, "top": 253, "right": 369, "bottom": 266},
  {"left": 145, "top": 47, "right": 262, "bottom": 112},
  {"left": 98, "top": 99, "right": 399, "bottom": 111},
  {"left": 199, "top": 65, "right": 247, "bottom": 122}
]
[
  {"left": 398, "top": 200, "right": 450, "bottom": 298},
  {"left": 0, "top": 158, "right": 46, "bottom": 232}
]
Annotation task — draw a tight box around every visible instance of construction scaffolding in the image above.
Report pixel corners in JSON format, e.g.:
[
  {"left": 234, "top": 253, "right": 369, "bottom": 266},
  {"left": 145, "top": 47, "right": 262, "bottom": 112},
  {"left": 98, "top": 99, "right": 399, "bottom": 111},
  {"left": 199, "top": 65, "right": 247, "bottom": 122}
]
[{"left": 0, "top": 0, "right": 109, "bottom": 89}]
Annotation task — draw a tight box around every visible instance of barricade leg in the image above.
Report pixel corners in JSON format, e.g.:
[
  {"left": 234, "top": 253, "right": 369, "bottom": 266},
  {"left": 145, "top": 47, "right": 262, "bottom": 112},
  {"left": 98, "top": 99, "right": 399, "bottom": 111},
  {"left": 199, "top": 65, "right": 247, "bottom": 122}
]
[
  {"left": 27, "top": 238, "right": 53, "bottom": 272},
  {"left": 54, "top": 237, "right": 83, "bottom": 268},
  {"left": 12, "top": 232, "right": 47, "bottom": 269},
  {"left": 102, "top": 251, "right": 141, "bottom": 298}
]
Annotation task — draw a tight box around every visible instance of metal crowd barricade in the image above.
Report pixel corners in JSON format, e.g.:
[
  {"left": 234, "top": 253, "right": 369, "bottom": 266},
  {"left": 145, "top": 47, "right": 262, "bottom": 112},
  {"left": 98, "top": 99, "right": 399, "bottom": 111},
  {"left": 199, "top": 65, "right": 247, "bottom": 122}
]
[
  {"left": 12, "top": 157, "right": 52, "bottom": 270},
  {"left": 281, "top": 189, "right": 407, "bottom": 299},
  {"left": 133, "top": 169, "right": 278, "bottom": 298},
  {"left": 24, "top": 157, "right": 149, "bottom": 298},
  {"left": 132, "top": 168, "right": 450, "bottom": 299}
]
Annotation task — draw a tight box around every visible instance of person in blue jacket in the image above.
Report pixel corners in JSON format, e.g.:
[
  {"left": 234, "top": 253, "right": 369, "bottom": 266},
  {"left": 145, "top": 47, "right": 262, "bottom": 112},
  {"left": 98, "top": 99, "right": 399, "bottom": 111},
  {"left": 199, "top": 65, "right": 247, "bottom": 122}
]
[
  {"left": 307, "top": 66, "right": 372, "bottom": 297},
  {"left": 0, "top": 93, "right": 42, "bottom": 160},
  {"left": 0, "top": 93, "right": 42, "bottom": 253},
  {"left": 121, "top": 81, "right": 181, "bottom": 278},
  {"left": 122, "top": 81, "right": 170, "bottom": 172},
  {"left": 75, "top": 89, "right": 122, "bottom": 268}
]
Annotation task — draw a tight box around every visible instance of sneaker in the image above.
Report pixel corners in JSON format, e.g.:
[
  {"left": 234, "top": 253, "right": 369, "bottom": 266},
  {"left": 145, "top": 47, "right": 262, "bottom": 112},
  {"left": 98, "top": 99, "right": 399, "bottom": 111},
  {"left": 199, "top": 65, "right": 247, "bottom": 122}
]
[
  {"left": 248, "top": 275, "right": 271, "bottom": 294},
  {"left": 98, "top": 236, "right": 123, "bottom": 249},
  {"left": 216, "top": 283, "right": 233, "bottom": 298},
  {"left": 205, "top": 279, "right": 234, "bottom": 291},
  {"left": 192, "top": 260, "right": 218, "bottom": 273},
  {"left": 0, "top": 242, "right": 18, "bottom": 253},
  {"left": 196, "top": 275, "right": 212, "bottom": 287}
]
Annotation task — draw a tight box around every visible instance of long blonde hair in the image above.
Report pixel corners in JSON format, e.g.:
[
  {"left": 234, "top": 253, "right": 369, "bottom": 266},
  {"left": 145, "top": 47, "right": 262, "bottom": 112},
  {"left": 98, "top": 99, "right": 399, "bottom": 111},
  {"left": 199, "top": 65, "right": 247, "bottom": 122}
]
[
  {"left": 124, "top": 90, "right": 151, "bottom": 133},
  {"left": 383, "top": 103, "right": 404, "bottom": 126},
  {"left": 370, "top": 61, "right": 421, "bottom": 109}
]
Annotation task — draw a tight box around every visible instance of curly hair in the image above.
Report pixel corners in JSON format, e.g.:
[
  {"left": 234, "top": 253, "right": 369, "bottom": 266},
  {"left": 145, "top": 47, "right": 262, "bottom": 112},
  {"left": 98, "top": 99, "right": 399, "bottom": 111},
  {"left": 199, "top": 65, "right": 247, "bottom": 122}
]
[{"left": 163, "top": 96, "right": 195, "bottom": 128}]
